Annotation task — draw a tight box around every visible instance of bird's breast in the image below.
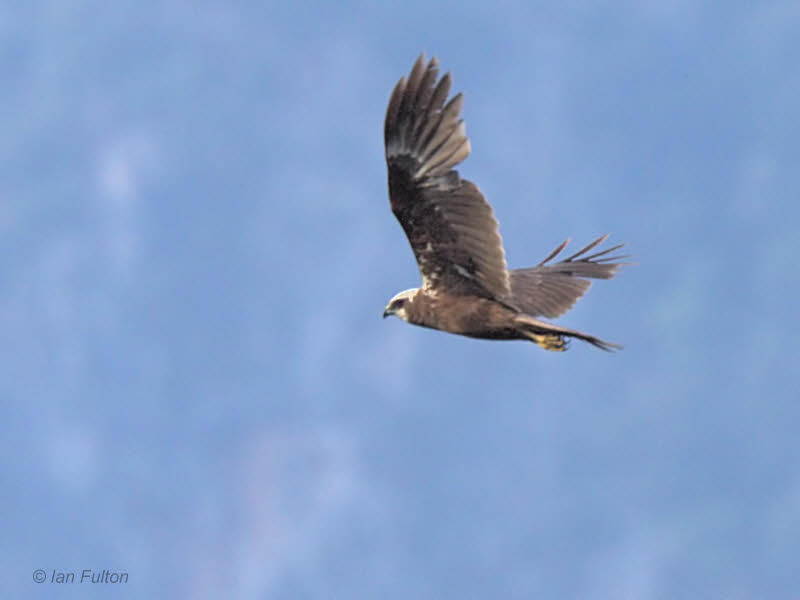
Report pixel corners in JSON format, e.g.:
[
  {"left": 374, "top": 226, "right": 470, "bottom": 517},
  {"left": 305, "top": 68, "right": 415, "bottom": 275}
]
[{"left": 407, "top": 293, "right": 522, "bottom": 340}]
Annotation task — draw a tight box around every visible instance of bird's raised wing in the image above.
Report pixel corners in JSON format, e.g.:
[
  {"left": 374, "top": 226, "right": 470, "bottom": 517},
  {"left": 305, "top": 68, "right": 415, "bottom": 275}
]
[
  {"left": 384, "top": 54, "right": 510, "bottom": 300},
  {"left": 509, "top": 235, "right": 628, "bottom": 318}
]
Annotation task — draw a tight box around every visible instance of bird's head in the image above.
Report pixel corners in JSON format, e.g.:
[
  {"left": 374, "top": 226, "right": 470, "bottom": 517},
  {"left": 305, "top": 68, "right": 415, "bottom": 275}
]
[{"left": 382, "top": 288, "right": 419, "bottom": 321}]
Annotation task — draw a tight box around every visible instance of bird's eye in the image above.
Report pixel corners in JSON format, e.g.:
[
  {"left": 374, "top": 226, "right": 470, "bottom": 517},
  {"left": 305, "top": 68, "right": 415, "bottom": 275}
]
[{"left": 391, "top": 299, "right": 404, "bottom": 310}]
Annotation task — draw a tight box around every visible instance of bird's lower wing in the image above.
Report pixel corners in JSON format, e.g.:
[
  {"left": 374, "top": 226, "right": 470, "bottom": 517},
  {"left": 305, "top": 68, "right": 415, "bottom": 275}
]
[{"left": 510, "top": 235, "right": 628, "bottom": 318}]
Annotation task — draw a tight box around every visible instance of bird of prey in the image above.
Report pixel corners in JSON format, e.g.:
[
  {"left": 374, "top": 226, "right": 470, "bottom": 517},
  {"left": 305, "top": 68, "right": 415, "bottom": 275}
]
[{"left": 382, "top": 55, "right": 627, "bottom": 351}]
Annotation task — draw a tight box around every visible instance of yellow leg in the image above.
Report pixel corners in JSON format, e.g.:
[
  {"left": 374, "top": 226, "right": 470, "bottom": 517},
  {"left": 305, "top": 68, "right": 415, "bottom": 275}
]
[{"left": 526, "top": 331, "right": 567, "bottom": 352}]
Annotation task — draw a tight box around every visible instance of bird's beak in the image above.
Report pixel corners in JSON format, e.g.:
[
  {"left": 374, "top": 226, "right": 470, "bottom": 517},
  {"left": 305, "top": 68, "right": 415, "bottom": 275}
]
[{"left": 382, "top": 306, "right": 392, "bottom": 319}]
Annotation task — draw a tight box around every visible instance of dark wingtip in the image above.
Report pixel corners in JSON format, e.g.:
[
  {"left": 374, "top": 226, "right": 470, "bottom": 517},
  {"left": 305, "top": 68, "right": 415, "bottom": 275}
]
[
  {"left": 537, "top": 238, "right": 570, "bottom": 266},
  {"left": 591, "top": 339, "right": 623, "bottom": 352}
]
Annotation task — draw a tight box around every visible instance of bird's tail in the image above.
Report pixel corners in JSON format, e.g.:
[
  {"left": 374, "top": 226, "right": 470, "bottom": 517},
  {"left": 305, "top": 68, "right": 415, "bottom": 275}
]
[{"left": 515, "top": 314, "right": 622, "bottom": 352}]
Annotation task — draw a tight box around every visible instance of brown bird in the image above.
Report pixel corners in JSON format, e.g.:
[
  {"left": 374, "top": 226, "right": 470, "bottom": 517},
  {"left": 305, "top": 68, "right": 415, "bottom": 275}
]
[{"left": 382, "top": 55, "right": 628, "bottom": 351}]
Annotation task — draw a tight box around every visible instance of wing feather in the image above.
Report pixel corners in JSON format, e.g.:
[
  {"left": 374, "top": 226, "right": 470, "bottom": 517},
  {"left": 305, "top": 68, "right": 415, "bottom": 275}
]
[
  {"left": 510, "top": 235, "right": 629, "bottom": 318},
  {"left": 384, "top": 54, "right": 510, "bottom": 299}
]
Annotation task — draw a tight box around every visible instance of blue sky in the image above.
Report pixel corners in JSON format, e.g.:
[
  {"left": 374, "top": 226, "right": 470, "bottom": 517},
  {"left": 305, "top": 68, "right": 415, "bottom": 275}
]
[{"left": 3, "top": 1, "right": 799, "bottom": 598}]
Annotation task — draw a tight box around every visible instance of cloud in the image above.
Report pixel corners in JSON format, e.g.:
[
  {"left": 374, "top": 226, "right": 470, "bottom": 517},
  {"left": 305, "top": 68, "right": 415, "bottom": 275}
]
[
  {"left": 185, "top": 427, "right": 366, "bottom": 598},
  {"left": 94, "top": 130, "right": 160, "bottom": 279}
]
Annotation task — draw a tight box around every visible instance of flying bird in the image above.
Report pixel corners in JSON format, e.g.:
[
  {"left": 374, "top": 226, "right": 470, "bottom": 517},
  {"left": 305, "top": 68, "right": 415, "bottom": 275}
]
[{"left": 382, "top": 55, "right": 628, "bottom": 351}]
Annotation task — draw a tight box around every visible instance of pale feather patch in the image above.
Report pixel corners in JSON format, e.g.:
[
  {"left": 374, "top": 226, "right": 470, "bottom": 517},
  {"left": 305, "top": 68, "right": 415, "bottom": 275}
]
[
  {"left": 418, "top": 245, "right": 441, "bottom": 295},
  {"left": 420, "top": 266, "right": 440, "bottom": 296},
  {"left": 453, "top": 264, "right": 476, "bottom": 280},
  {"left": 421, "top": 275, "right": 440, "bottom": 296}
]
